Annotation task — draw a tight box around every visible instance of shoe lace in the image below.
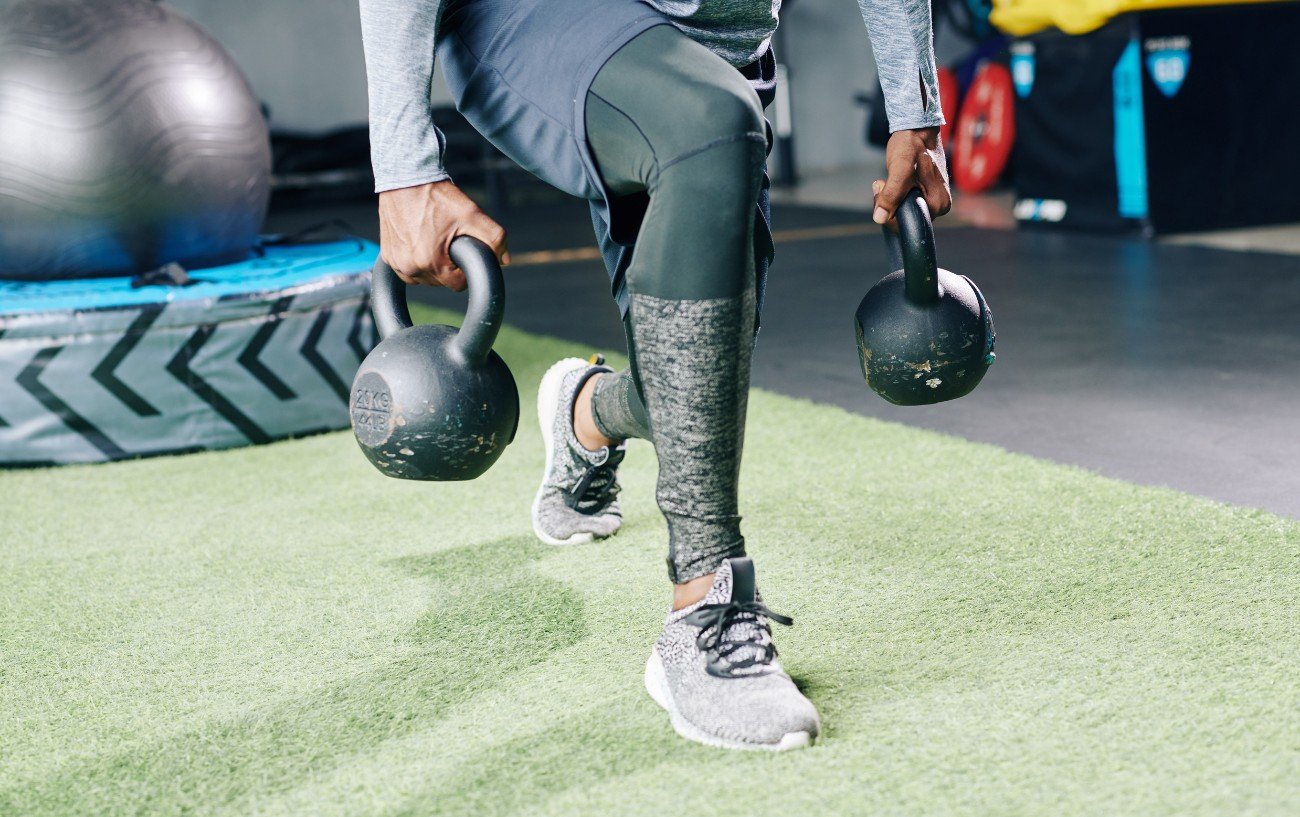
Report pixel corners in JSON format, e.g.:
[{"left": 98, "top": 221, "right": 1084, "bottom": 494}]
[
  {"left": 563, "top": 449, "right": 624, "bottom": 514},
  {"left": 684, "top": 598, "right": 793, "bottom": 678}
]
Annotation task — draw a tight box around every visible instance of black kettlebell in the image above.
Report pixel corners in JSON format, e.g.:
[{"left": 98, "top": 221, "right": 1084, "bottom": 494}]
[
  {"left": 350, "top": 236, "right": 519, "bottom": 480},
  {"left": 854, "top": 189, "right": 996, "bottom": 405}
]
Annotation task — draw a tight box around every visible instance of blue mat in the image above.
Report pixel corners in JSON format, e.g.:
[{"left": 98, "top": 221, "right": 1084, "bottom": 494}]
[{"left": 0, "top": 239, "right": 379, "bottom": 315}]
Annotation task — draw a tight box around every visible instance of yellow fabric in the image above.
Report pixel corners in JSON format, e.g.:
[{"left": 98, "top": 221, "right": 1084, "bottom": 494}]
[{"left": 990, "top": 0, "right": 1287, "bottom": 36}]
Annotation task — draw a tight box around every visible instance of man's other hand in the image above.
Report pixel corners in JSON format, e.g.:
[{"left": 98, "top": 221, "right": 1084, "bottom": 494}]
[
  {"left": 872, "top": 127, "right": 951, "bottom": 226},
  {"left": 377, "top": 180, "right": 510, "bottom": 290}
]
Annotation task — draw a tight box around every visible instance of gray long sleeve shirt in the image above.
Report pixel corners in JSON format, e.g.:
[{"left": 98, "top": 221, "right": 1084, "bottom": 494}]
[{"left": 359, "top": 0, "right": 943, "bottom": 192}]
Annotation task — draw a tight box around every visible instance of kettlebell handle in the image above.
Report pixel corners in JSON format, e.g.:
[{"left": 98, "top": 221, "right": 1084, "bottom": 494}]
[
  {"left": 371, "top": 236, "right": 506, "bottom": 366},
  {"left": 883, "top": 189, "right": 940, "bottom": 306}
]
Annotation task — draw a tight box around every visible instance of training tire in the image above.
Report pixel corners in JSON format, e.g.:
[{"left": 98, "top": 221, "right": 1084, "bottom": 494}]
[{"left": 0, "top": 239, "right": 379, "bottom": 466}]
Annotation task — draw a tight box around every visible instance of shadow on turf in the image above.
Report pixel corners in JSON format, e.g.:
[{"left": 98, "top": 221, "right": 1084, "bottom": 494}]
[
  {"left": 0, "top": 536, "right": 593, "bottom": 814},
  {"left": 384, "top": 704, "right": 679, "bottom": 817}
]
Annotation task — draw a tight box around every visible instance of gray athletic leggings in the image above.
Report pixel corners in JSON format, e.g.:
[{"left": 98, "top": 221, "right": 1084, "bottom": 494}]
[{"left": 583, "top": 25, "right": 767, "bottom": 584}]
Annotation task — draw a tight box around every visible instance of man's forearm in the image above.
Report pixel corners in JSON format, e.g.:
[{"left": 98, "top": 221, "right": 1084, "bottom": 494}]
[
  {"left": 858, "top": 0, "right": 944, "bottom": 133},
  {"left": 360, "top": 0, "right": 449, "bottom": 192}
]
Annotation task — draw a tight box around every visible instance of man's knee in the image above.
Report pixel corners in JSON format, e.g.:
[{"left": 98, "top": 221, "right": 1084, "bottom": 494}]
[
  {"left": 697, "top": 77, "right": 765, "bottom": 148},
  {"left": 664, "top": 77, "right": 765, "bottom": 172}
]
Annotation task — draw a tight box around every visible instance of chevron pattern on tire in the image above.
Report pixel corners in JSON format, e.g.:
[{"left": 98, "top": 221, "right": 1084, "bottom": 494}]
[
  {"left": 238, "top": 296, "right": 297, "bottom": 401},
  {"left": 17, "top": 344, "right": 129, "bottom": 460},
  {"left": 0, "top": 267, "right": 374, "bottom": 466},
  {"left": 166, "top": 322, "right": 274, "bottom": 446},
  {"left": 302, "top": 308, "right": 352, "bottom": 404},
  {"left": 90, "top": 305, "right": 164, "bottom": 417}
]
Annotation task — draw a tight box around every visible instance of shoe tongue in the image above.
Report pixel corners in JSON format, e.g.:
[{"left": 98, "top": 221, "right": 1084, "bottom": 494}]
[
  {"left": 702, "top": 557, "right": 756, "bottom": 605},
  {"left": 669, "top": 558, "right": 759, "bottom": 619},
  {"left": 698, "top": 558, "right": 771, "bottom": 671}
]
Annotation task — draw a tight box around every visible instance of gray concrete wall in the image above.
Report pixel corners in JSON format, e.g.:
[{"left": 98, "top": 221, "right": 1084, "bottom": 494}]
[
  {"left": 166, "top": 0, "right": 453, "bottom": 132},
  {"left": 780, "top": 0, "right": 882, "bottom": 174},
  {"left": 781, "top": 0, "right": 969, "bottom": 175}
]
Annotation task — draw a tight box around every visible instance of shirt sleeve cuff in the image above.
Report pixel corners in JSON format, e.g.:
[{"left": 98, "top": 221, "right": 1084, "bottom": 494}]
[
  {"left": 373, "top": 169, "right": 453, "bottom": 194},
  {"left": 888, "top": 112, "right": 946, "bottom": 133}
]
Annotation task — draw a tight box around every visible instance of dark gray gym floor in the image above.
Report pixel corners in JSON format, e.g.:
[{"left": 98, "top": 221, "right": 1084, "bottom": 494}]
[{"left": 268, "top": 196, "right": 1300, "bottom": 519}]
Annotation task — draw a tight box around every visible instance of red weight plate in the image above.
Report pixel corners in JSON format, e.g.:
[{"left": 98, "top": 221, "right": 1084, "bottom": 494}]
[
  {"left": 952, "top": 62, "right": 1015, "bottom": 194},
  {"left": 937, "top": 66, "right": 960, "bottom": 146}
]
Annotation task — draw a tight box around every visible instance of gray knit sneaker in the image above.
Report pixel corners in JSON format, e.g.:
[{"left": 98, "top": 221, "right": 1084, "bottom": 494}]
[
  {"left": 645, "top": 557, "right": 820, "bottom": 751},
  {"left": 531, "top": 357, "right": 626, "bottom": 546}
]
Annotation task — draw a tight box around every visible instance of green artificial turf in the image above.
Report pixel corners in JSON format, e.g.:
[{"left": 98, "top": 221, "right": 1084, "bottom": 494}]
[{"left": 1, "top": 305, "right": 1297, "bottom": 817}]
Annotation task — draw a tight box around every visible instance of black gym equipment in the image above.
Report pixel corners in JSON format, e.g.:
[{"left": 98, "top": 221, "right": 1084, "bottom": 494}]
[
  {"left": 351, "top": 237, "right": 520, "bottom": 481},
  {"left": 1011, "top": 4, "right": 1300, "bottom": 233},
  {"left": 0, "top": 0, "right": 271, "bottom": 281},
  {"left": 855, "top": 190, "right": 995, "bottom": 405}
]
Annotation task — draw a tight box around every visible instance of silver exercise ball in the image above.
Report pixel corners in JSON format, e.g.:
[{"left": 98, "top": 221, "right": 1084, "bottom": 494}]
[{"left": 0, "top": 0, "right": 271, "bottom": 280}]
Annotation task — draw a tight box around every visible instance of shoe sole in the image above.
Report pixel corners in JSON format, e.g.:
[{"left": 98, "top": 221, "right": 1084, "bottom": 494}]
[
  {"left": 643, "top": 650, "right": 814, "bottom": 752},
  {"left": 532, "top": 358, "right": 601, "bottom": 547}
]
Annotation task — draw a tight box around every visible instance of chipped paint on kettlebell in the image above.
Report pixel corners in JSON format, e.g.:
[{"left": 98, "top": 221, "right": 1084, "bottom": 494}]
[
  {"left": 854, "top": 190, "right": 996, "bottom": 407},
  {"left": 349, "top": 238, "right": 520, "bottom": 481}
]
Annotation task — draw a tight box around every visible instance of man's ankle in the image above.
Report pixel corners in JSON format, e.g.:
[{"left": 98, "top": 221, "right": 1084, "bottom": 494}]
[
  {"left": 573, "top": 372, "right": 619, "bottom": 452},
  {"left": 672, "top": 572, "right": 715, "bottom": 610}
]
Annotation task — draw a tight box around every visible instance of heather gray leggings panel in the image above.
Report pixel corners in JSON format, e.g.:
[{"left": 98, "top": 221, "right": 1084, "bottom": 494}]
[{"left": 584, "top": 26, "right": 766, "bottom": 583}]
